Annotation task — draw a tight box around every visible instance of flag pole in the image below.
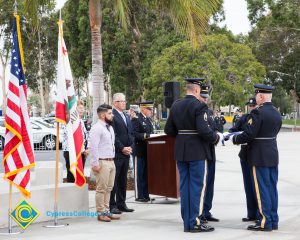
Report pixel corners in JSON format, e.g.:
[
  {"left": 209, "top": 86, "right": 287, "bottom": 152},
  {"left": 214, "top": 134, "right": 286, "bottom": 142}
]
[
  {"left": 0, "top": 183, "right": 22, "bottom": 235},
  {"left": 0, "top": 1, "right": 22, "bottom": 235},
  {"left": 44, "top": 9, "right": 68, "bottom": 228}
]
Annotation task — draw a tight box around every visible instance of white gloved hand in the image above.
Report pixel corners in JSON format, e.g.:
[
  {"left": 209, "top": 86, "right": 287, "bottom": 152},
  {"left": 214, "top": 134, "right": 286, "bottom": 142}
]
[
  {"left": 223, "top": 132, "right": 231, "bottom": 140},
  {"left": 228, "top": 134, "right": 234, "bottom": 142},
  {"left": 216, "top": 132, "right": 224, "bottom": 146}
]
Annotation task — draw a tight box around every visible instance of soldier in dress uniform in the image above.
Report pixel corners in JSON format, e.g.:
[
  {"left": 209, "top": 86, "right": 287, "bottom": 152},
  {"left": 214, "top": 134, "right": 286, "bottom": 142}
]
[
  {"left": 214, "top": 110, "right": 226, "bottom": 145},
  {"left": 228, "top": 97, "right": 259, "bottom": 222},
  {"left": 226, "top": 84, "right": 282, "bottom": 231},
  {"left": 198, "top": 84, "right": 219, "bottom": 223},
  {"left": 164, "top": 78, "right": 224, "bottom": 233},
  {"left": 132, "top": 101, "right": 154, "bottom": 202}
]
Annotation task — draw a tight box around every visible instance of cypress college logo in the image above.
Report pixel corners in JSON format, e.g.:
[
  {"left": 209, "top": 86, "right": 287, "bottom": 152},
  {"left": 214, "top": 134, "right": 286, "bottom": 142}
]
[{"left": 10, "top": 199, "right": 40, "bottom": 230}]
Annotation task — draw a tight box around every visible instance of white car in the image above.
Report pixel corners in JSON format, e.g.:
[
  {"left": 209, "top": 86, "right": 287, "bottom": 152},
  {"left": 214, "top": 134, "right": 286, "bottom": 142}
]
[{"left": 0, "top": 117, "right": 63, "bottom": 150}]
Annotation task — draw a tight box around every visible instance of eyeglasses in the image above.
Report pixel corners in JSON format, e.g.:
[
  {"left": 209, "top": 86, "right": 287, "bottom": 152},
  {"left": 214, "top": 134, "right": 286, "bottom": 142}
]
[
  {"left": 145, "top": 107, "right": 153, "bottom": 111},
  {"left": 115, "top": 100, "right": 126, "bottom": 103}
]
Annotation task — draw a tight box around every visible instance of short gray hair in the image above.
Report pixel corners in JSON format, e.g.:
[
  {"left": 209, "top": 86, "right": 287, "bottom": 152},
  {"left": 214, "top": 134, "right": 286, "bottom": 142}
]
[{"left": 113, "top": 93, "right": 126, "bottom": 102}]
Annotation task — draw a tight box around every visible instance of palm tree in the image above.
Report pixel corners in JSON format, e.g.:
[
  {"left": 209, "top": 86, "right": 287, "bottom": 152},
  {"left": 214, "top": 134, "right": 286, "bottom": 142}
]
[
  {"left": 89, "top": 0, "right": 222, "bottom": 122},
  {"left": 25, "top": 0, "right": 222, "bottom": 121}
]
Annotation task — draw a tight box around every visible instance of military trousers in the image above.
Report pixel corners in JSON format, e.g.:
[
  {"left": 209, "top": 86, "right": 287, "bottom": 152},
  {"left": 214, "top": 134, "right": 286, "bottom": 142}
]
[
  {"left": 135, "top": 156, "right": 149, "bottom": 199},
  {"left": 203, "top": 161, "right": 215, "bottom": 218},
  {"left": 240, "top": 159, "right": 258, "bottom": 219},
  {"left": 251, "top": 166, "right": 278, "bottom": 230},
  {"left": 177, "top": 160, "right": 207, "bottom": 231}
]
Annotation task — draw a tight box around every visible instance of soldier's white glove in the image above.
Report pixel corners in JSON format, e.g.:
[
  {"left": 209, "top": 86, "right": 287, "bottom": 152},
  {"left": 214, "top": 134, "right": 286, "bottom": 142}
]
[
  {"left": 223, "top": 132, "right": 231, "bottom": 140},
  {"left": 216, "top": 132, "right": 224, "bottom": 146}
]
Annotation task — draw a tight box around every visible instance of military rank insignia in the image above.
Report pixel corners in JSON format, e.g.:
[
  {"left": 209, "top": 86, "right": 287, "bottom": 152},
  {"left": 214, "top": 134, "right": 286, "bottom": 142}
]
[
  {"left": 248, "top": 118, "right": 253, "bottom": 125},
  {"left": 204, "top": 113, "right": 208, "bottom": 121}
]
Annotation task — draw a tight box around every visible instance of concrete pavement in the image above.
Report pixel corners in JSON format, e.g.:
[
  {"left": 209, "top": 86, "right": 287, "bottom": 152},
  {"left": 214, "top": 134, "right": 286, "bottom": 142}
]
[{"left": 1, "top": 132, "right": 300, "bottom": 240}]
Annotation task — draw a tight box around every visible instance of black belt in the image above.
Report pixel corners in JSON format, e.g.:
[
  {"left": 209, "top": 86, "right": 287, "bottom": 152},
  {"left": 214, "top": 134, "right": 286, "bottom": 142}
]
[
  {"left": 99, "top": 158, "right": 114, "bottom": 161},
  {"left": 178, "top": 130, "right": 198, "bottom": 135}
]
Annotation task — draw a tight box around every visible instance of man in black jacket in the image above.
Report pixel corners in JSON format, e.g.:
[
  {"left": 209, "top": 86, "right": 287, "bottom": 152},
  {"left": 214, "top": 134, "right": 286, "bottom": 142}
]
[
  {"left": 131, "top": 101, "right": 154, "bottom": 202},
  {"left": 110, "top": 93, "right": 134, "bottom": 214},
  {"left": 165, "top": 78, "right": 223, "bottom": 233},
  {"left": 227, "top": 84, "right": 282, "bottom": 231}
]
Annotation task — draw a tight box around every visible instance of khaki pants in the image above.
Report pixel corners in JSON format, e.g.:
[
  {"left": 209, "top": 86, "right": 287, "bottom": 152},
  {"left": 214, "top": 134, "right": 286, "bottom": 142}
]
[{"left": 94, "top": 160, "right": 116, "bottom": 213}]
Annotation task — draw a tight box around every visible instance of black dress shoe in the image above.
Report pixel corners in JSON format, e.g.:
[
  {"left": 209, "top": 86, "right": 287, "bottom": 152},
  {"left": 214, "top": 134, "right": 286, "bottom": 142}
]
[
  {"left": 272, "top": 225, "right": 278, "bottom": 230},
  {"left": 184, "top": 229, "right": 190, "bottom": 232},
  {"left": 190, "top": 223, "right": 214, "bottom": 233},
  {"left": 242, "top": 217, "right": 257, "bottom": 222},
  {"left": 200, "top": 216, "right": 208, "bottom": 223},
  {"left": 118, "top": 206, "right": 134, "bottom": 212},
  {"left": 135, "top": 198, "right": 148, "bottom": 202},
  {"left": 247, "top": 224, "right": 272, "bottom": 232},
  {"left": 145, "top": 197, "right": 155, "bottom": 202},
  {"left": 110, "top": 208, "right": 122, "bottom": 214},
  {"left": 205, "top": 216, "right": 219, "bottom": 222}
]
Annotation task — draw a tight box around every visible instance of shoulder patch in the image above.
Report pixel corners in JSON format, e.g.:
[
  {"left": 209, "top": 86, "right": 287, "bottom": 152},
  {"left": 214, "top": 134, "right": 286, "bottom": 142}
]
[
  {"left": 248, "top": 118, "right": 253, "bottom": 125},
  {"left": 204, "top": 112, "right": 208, "bottom": 121}
]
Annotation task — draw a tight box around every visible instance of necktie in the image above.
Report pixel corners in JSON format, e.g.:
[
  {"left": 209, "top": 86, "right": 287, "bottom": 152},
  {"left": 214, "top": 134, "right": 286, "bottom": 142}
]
[{"left": 121, "top": 112, "right": 127, "bottom": 126}]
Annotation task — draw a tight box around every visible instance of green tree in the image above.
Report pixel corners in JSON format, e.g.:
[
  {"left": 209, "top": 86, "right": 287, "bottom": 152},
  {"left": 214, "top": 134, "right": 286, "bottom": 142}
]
[
  {"left": 246, "top": 0, "right": 300, "bottom": 112},
  {"left": 145, "top": 34, "right": 265, "bottom": 108},
  {"left": 88, "top": 0, "right": 222, "bottom": 122}
]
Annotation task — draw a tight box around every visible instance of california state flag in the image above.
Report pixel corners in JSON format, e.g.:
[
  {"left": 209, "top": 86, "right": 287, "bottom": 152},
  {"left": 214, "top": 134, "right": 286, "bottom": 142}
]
[{"left": 55, "top": 19, "right": 85, "bottom": 187}]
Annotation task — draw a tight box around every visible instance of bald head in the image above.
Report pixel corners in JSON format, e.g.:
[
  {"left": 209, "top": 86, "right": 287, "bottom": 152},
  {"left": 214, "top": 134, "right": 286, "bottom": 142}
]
[
  {"left": 186, "top": 83, "right": 201, "bottom": 99},
  {"left": 256, "top": 93, "right": 272, "bottom": 105}
]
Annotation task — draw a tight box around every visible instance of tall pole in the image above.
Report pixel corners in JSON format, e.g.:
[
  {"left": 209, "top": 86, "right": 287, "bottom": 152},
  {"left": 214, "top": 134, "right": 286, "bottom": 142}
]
[{"left": 43, "top": 9, "right": 68, "bottom": 228}]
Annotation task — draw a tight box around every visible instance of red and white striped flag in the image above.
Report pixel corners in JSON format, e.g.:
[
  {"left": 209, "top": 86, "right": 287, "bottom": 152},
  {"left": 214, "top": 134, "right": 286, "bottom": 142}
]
[
  {"left": 3, "top": 14, "right": 35, "bottom": 198},
  {"left": 55, "top": 19, "right": 85, "bottom": 187}
]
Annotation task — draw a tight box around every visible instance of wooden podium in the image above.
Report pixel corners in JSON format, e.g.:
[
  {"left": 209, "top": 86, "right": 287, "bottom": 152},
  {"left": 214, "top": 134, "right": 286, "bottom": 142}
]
[{"left": 145, "top": 135, "right": 180, "bottom": 198}]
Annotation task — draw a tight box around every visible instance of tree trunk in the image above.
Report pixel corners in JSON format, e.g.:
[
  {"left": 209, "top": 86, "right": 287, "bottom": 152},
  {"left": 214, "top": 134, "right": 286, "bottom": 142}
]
[
  {"left": 43, "top": 80, "right": 50, "bottom": 115},
  {"left": 0, "top": 55, "right": 9, "bottom": 116},
  {"left": 0, "top": 62, "right": 6, "bottom": 115},
  {"left": 38, "top": 29, "right": 46, "bottom": 117},
  {"left": 89, "top": 0, "right": 105, "bottom": 123}
]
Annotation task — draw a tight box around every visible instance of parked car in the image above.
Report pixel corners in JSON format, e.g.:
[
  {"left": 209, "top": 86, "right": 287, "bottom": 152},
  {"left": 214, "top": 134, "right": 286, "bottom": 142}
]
[
  {"left": 30, "top": 119, "right": 63, "bottom": 150},
  {"left": 0, "top": 117, "right": 63, "bottom": 151}
]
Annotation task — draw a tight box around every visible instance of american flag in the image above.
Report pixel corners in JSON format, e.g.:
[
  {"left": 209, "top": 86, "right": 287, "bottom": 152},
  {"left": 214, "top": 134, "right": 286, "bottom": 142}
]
[{"left": 3, "top": 14, "right": 35, "bottom": 198}]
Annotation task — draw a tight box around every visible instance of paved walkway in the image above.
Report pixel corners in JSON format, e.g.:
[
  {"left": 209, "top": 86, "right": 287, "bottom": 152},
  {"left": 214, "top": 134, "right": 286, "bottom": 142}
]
[{"left": 1, "top": 132, "right": 300, "bottom": 240}]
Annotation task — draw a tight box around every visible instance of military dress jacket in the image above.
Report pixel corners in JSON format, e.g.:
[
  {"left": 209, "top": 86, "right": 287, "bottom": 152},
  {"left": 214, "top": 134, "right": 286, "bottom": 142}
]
[
  {"left": 229, "top": 113, "right": 249, "bottom": 161},
  {"left": 233, "top": 102, "right": 282, "bottom": 167},
  {"left": 131, "top": 112, "right": 154, "bottom": 158},
  {"left": 164, "top": 95, "right": 219, "bottom": 162}
]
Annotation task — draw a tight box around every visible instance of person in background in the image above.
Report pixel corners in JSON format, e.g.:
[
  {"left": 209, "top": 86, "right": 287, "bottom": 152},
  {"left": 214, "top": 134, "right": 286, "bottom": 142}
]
[
  {"left": 132, "top": 101, "right": 154, "bottom": 202},
  {"left": 214, "top": 110, "right": 226, "bottom": 146},
  {"left": 62, "top": 100, "right": 89, "bottom": 183}
]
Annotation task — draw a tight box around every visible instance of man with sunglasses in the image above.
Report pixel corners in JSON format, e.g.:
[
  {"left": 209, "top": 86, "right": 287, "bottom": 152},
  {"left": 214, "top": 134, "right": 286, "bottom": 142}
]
[{"left": 132, "top": 101, "right": 154, "bottom": 202}]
